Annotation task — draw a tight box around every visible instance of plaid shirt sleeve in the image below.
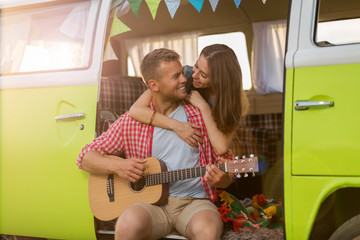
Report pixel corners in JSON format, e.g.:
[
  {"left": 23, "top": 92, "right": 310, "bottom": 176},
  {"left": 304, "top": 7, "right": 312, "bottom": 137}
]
[
  {"left": 76, "top": 115, "right": 126, "bottom": 168},
  {"left": 76, "top": 112, "right": 152, "bottom": 168},
  {"left": 183, "top": 101, "right": 234, "bottom": 201}
]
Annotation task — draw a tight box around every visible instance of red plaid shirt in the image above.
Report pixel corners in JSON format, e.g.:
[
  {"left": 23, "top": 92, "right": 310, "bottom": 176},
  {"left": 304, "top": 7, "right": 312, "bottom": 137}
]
[{"left": 77, "top": 101, "right": 233, "bottom": 200}]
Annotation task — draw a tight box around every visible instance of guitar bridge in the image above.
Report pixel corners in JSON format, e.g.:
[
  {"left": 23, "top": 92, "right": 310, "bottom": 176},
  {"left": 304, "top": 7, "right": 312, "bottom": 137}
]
[{"left": 107, "top": 174, "right": 115, "bottom": 202}]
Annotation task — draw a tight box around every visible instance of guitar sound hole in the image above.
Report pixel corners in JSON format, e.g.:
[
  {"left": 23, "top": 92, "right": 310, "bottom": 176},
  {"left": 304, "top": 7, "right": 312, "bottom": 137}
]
[{"left": 129, "top": 176, "right": 146, "bottom": 192}]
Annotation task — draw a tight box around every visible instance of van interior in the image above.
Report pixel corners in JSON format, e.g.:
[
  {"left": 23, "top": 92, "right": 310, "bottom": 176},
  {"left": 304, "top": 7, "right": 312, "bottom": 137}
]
[{"left": 95, "top": 0, "right": 288, "bottom": 238}]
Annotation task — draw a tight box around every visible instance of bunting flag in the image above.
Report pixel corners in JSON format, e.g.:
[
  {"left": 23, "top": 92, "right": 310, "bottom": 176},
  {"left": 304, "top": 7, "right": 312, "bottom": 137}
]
[
  {"left": 188, "top": 0, "right": 204, "bottom": 12},
  {"left": 103, "top": 8, "right": 131, "bottom": 61},
  {"left": 145, "top": 0, "right": 161, "bottom": 19},
  {"left": 127, "top": 0, "right": 142, "bottom": 16},
  {"left": 116, "top": 0, "right": 131, "bottom": 16},
  {"left": 123, "top": 0, "right": 249, "bottom": 18},
  {"left": 111, "top": 0, "right": 125, "bottom": 9},
  {"left": 234, "top": 0, "right": 242, "bottom": 8},
  {"left": 262, "top": 0, "right": 267, "bottom": 4},
  {"left": 109, "top": 10, "right": 131, "bottom": 38},
  {"left": 209, "top": 0, "right": 219, "bottom": 12},
  {"left": 164, "top": 0, "right": 181, "bottom": 18}
]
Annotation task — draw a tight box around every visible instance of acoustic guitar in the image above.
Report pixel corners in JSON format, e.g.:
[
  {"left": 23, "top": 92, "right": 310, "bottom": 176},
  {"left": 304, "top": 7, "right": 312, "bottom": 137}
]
[{"left": 88, "top": 155, "right": 258, "bottom": 221}]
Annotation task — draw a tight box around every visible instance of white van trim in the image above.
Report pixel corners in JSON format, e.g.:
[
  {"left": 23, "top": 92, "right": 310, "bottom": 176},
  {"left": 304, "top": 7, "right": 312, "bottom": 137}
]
[
  {"left": 0, "top": 0, "right": 57, "bottom": 9},
  {"left": 0, "top": 70, "right": 99, "bottom": 89},
  {"left": 286, "top": 0, "right": 360, "bottom": 69},
  {"left": 0, "top": 0, "right": 112, "bottom": 89}
]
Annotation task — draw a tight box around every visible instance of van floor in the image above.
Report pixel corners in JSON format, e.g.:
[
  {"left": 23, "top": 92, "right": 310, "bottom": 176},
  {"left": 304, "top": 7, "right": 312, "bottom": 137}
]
[{"left": 221, "top": 228, "right": 283, "bottom": 240}]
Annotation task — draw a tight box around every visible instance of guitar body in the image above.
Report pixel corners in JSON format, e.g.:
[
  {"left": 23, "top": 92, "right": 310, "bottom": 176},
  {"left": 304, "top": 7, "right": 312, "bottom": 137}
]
[
  {"left": 88, "top": 155, "right": 258, "bottom": 221},
  {"left": 88, "top": 156, "right": 169, "bottom": 221}
]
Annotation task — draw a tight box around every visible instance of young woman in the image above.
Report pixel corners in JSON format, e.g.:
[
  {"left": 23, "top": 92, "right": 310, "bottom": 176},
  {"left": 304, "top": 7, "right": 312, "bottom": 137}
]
[{"left": 129, "top": 44, "right": 248, "bottom": 155}]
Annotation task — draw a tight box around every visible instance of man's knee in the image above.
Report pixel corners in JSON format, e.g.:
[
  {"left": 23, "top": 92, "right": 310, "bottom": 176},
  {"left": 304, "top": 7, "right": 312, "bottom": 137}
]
[
  {"left": 186, "top": 210, "right": 223, "bottom": 240},
  {"left": 115, "top": 205, "right": 152, "bottom": 240}
]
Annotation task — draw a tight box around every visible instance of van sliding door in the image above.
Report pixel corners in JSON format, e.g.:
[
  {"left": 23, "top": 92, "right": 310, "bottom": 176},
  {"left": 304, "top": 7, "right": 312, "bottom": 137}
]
[{"left": 0, "top": 0, "right": 111, "bottom": 239}]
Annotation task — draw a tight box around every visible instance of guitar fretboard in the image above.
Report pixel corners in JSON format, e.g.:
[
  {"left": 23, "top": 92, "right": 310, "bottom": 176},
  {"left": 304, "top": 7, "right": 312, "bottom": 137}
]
[{"left": 145, "top": 163, "right": 226, "bottom": 186}]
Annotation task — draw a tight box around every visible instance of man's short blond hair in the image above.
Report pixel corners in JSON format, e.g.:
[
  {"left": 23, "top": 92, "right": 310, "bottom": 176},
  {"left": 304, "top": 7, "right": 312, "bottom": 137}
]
[{"left": 140, "top": 48, "right": 180, "bottom": 86}]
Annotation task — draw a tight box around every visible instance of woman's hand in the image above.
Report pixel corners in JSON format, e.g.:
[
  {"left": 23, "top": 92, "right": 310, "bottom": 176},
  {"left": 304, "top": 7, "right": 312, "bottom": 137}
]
[
  {"left": 173, "top": 121, "right": 203, "bottom": 147},
  {"left": 186, "top": 91, "right": 209, "bottom": 111}
]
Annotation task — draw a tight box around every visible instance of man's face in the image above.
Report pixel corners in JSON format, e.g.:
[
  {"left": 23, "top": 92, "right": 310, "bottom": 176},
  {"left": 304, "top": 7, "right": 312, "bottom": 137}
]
[{"left": 155, "top": 60, "right": 187, "bottom": 101}]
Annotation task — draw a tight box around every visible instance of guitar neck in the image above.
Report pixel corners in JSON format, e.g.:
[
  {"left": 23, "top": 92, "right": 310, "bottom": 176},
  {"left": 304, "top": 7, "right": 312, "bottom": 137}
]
[{"left": 145, "top": 163, "right": 226, "bottom": 186}]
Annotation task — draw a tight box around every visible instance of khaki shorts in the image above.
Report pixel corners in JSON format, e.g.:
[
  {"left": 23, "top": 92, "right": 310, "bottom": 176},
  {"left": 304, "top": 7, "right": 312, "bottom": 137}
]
[{"left": 135, "top": 196, "right": 219, "bottom": 240}]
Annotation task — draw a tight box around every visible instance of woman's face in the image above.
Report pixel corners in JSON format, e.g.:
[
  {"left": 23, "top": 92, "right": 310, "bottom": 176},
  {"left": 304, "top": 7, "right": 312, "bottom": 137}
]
[{"left": 192, "top": 54, "right": 212, "bottom": 89}]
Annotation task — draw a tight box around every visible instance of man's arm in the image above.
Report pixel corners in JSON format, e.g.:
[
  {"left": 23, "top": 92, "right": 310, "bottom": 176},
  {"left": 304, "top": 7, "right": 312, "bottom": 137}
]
[
  {"left": 204, "top": 165, "right": 233, "bottom": 189},
  {"left": 82, "top": 150, "right": 147, "bottom": 183}
]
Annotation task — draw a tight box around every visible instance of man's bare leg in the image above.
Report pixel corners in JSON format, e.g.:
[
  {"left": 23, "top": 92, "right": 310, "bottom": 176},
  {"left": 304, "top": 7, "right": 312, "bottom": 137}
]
[
  {"left": 185, "top": 210, "right": 223, "bottom": 240},
  {"left": 115, "top": 205, "right": 152, "bottom": 240}
]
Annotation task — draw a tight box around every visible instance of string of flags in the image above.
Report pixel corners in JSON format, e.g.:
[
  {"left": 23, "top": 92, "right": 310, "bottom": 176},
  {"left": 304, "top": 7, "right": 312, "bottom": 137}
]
[
  {"left": 103, "top": 0, "right": 267, "bottom": 60},
  {"left": 122, "top": 0, "right": 267, "bottom": 20},
  {"left": 128, "top": 0, "right": 242, "bottom": 18}
]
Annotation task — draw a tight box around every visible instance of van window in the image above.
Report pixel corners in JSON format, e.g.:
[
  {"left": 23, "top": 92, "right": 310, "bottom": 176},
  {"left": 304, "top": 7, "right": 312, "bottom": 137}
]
[
  {"left": 0, "top": 1, "right": 91, "bottom": 75},
  {"left": 315, "top": 0, "right": 360, "bottom": 46},
  {"left": 125, "top": 32, "right": 198, "bottom": 77},
  {"left": 198, "top": 32, "right": 252, "bottom": 90},
  {"left": 126, "top": 31, "right": 252, "bottom": 90}
]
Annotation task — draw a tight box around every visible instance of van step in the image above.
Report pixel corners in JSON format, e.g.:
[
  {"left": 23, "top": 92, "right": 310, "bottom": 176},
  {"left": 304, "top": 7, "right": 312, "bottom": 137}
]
[{"left": 96, "top": 230, "right": 187, "bottom": 240}]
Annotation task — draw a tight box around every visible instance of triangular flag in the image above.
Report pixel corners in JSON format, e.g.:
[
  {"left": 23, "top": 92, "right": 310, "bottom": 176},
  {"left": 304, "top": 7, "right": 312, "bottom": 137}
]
[
  {"left": 188, "top": 0, "right": 204, "bottom": 12},
  {"left": 164, "top": 0, "right": 181, "bottom": 18},
  {"left": 111, "top": 0, "right": 125, "bottom": 9},
  {"left": 127, "top": 0, "right": 142, "bottom": 16},
  {"left": 145, "top": 0, "right": 161, "bottom": 19},
  {"left": 104, "top": 9, "right": 131, "bottom": 60},
  {"left": 116, "top": 0, "right": 131, "bottom": 16},
  {"left": 103, "top": 39, "right": 118, "bottom": 61},
  {"left": 209, "top": 0, "right": 219, "bottom": 12},
  {"left": 234, "top": 0, "right": 241, "bottom": 8},
  {"left": 262, "top": 0, "right": 267, "bottom": 4},
  {"left": 109, "top": 14, "right": 131, "bottom": 38}
]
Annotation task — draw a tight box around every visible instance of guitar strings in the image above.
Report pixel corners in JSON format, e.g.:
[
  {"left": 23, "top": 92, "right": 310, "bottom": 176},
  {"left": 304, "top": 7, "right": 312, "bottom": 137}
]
[{"left": 130, "top": 159, "right": 256, "bottom": 188}]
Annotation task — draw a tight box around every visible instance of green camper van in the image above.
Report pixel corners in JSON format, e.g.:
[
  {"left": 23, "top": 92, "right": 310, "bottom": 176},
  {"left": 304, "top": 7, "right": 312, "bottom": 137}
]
[{"left": 1, "top": 0, "right": 359, "bottom": 239}]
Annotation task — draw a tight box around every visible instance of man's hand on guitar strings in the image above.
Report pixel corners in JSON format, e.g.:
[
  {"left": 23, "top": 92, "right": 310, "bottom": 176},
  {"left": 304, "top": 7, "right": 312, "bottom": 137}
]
[
  {"left": 113, "top": 158, "right": 147, "bottom": 183},
  {"left": 204, "top": 164, "right": 232, "bottom": 189}
]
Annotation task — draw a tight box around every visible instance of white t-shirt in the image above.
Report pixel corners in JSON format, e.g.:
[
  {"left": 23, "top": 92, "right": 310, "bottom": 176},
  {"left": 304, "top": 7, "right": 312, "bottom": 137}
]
[{"left": 151, "top": 103, "right": 208, "bottom": 198}]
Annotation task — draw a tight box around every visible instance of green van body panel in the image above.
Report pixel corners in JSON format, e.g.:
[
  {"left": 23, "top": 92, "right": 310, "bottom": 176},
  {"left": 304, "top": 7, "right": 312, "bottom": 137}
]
[
  {"left": 292, "top": 63, "right": 360, "bottom": 176},
  {"left": 284, "top": 68, "right": 295, "bottom": 239},
  {"left": 0, "top": 85, "right": 98, "bottom": 239},
  {"left": 290, "top": 176, "right": 360, "bottom": 240},
  {"left": 285, "top": 63, "right": 360, "bottom": 239}
]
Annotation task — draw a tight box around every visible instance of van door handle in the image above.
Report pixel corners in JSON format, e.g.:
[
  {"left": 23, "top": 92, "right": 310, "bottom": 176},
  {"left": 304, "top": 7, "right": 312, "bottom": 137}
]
[
  {"left": 55, "top": 113, "right": 85, "bottom": 120},
  {"left": 294, "top": 101, "right": 334, "bottom": 111}
]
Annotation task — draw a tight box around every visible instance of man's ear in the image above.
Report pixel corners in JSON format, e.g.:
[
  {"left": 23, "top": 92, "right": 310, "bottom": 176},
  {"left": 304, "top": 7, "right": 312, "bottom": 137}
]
[{"left": 148, "top": 79, "right": 159, "bottom": 92}]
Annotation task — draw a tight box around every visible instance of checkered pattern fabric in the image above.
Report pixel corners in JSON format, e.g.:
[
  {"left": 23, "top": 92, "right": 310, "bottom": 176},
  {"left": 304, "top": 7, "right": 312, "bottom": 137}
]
[
  {"left": 231, "top": 113, "right": 282, "bottom": 166},
  {"left": 96, "top": 75, "right": 148, "bottom": 134},
  {"left": 99, "top": 75, "right": 148, "bottom": 116}
]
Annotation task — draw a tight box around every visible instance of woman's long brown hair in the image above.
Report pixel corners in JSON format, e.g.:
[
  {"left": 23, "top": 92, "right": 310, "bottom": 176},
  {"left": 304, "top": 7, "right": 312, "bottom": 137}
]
[{"left": 201, "top": 44, "right": 249, "bottom": 134}]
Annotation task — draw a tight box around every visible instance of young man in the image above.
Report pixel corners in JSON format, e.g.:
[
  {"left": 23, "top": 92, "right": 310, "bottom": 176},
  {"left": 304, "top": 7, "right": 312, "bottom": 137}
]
[{"left": 77, "top": 48, "right": 233, "bottom": 240}]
